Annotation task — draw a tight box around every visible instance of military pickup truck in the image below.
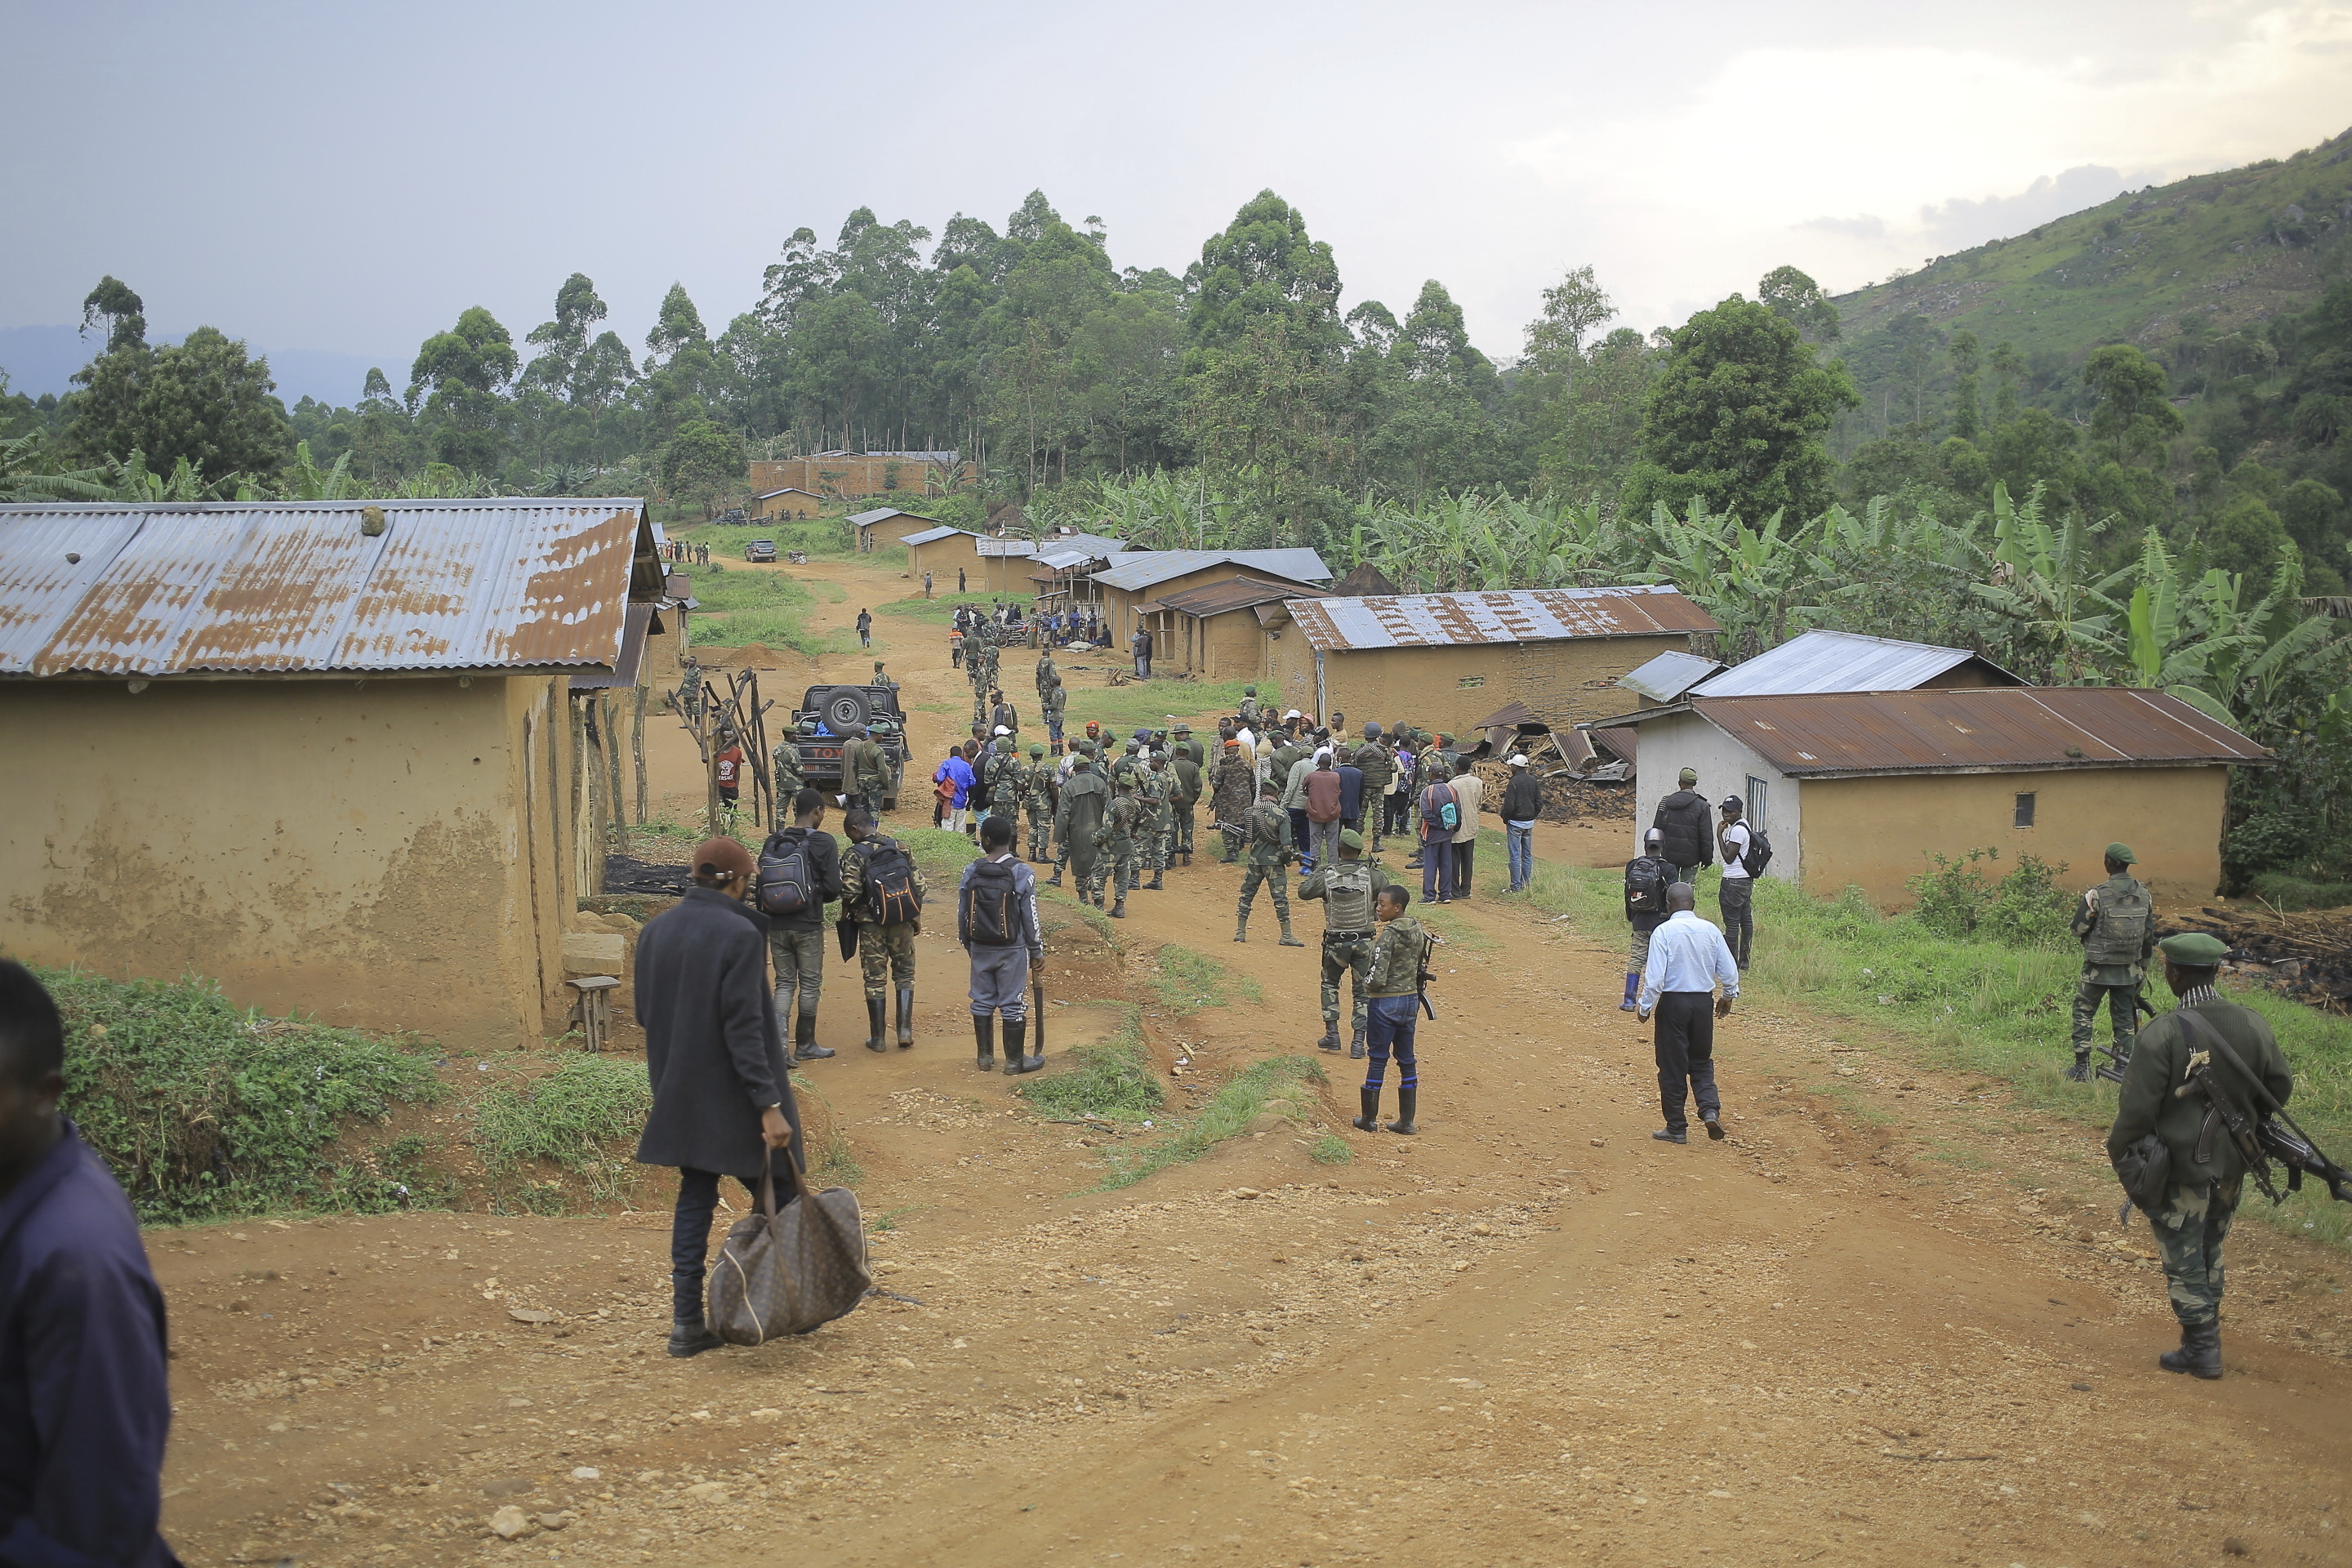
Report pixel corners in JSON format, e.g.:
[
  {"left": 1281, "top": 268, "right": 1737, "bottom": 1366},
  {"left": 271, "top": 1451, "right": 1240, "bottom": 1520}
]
[{"left": 786, "top": 682, "right": 907, "bottom": 808}]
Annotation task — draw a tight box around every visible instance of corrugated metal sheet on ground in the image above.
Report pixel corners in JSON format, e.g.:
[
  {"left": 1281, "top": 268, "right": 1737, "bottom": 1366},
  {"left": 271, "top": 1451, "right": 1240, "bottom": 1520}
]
[
  {"left": 1619, "top": 648, "right": 1724, "bottom": 702},
  {"left": 1289, "top": 586, "right": 1717, "bottom": 652},
  {"left": 1692, "top": 629, "right": 2022, "bottom": 697},
  {"left": 1690, "top": 688, "right": 2273, "bottom": 777},
  {"left": 0, "top": 499, "right": 654, "bottom": 676},
  {"left": 1093, "top": 548, "right": 1331, "bottom": 593}
]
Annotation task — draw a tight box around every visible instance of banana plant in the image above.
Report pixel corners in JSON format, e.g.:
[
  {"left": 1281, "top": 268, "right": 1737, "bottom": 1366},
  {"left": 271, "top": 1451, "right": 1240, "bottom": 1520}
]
[{"left": 1971, "top": 482, "right": 2131, "bottom": 682}]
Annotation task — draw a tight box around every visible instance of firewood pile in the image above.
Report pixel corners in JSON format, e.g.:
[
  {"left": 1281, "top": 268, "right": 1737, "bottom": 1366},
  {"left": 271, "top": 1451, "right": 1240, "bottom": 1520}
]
[{"left": 2165, "top": 904, "right": 2352, "bottom": 1013}]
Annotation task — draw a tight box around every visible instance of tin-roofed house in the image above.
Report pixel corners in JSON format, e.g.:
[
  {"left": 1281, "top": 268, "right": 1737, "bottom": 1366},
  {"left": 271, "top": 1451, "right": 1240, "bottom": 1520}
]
[
  {"left": 897, "top": 525, "right": 982, "bottom": 586},
  {"left": 1592, "top": 688, "right": 2271, "bottom": 906},
  {"left": 1271, "top": 586, "right": 1718, "bottom": 732},
  {"left": 751, "top": 487, "right": 827, "bottom": 523},
  {"left": 849, "top": 506, "right": 938, "bottom": 554},
  {"left": 1093, "top": 549, "right": 1331, "bottom": 659},
  {"left": 0, "top": 498, "right": 667, "bottom": 1050}
]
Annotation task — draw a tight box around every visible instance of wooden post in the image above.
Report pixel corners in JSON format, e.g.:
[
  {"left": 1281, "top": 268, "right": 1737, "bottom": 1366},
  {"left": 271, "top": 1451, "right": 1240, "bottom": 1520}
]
[
  {"left": 632, "top": 683, "right": 649, "bottom": 823},
  {"left": 602, "top": 692, "right": 626, "bottom": 849}
]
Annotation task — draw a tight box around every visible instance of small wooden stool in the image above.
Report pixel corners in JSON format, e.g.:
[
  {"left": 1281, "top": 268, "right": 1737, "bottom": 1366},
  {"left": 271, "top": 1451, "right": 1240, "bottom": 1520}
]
[{"left": 565, "top": 975, "right": 622, "bottom": 1051}]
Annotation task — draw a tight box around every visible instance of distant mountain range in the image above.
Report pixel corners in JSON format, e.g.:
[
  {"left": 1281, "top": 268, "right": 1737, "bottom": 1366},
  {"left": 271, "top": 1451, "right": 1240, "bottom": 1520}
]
[{"left": 0, "top": 324, "right": 387, "bottom": 411}]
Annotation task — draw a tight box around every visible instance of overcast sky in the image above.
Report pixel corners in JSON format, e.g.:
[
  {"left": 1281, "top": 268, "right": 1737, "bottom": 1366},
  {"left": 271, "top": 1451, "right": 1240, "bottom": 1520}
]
[{"left": 4, "top": 0, "right": 2347, "bottom": 402}]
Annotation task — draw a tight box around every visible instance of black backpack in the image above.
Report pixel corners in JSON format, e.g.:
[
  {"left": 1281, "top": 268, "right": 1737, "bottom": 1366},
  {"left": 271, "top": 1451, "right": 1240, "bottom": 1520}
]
[
  {"left": 1625, "top": 856, "right": 1668, "bottom": 915},
  {"left": 1742, "top": 826, "right": 1774, "bottom": 877},
  {"left": 755, "top": 831, "right": 813, "bottom": 919},
  {"left": 963, "top": 858, "right": 1019, "bottom": 947},
  {"left": 855, "top": 840, "right": 924, "bottom": 925}
]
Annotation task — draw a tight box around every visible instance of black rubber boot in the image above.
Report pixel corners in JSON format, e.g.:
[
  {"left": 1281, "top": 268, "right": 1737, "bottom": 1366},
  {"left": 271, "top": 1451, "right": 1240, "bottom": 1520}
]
[
  {"left": 1386, "top": 1087, "right": 1418, "bottom": 1136},
  {"left": 1046, "top": 870, "right": 1062, "bottom": 888},
  {"left": 2160, "top": 1319, "right": 2223, "bottom": 1379},
  {"left": 1007, "top": 1018, "right": 1037, "bottom": 1074},
  {"left": 1316, "top": 1026, "right": 1342, "bottom": 1054},
  {"left": 1349, "top": 1031, "right": 1366, "bottom": 1060},
  {"left": 794, "top": 1011, "right": 835, "bottom": 1062},
  {"left": 1110, "top": 897, "right": 1126, "bottom": 919},
  {"left": 973, "top": 1014, "right": 996, "bottom": 1071},
  {"left": 1353, "top": 1086, "right": 1381, "bottom": 1133},
  {"left": 2064, "top": 1053, "right": 2091, "bottom": 1083},
  {"left": 896, "top": 986, "right": 915, "bottom": 1049},
  {"left": 1147, "top": 872, "right": 1163, "bottom": 890},
  {"left": 863, "top": 996, "right": 888, "bottom": 1053}
]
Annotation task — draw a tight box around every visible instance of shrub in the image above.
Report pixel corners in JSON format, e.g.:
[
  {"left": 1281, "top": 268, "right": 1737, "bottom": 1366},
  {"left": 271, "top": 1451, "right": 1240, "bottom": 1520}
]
[
  {"left": 1905, "top": 847, "right": 2071, "bottom": 947},
  {"left": 42, "top": 968, "right": 443, "bottom": 1223},
  {"left": 472, "top": 1055, "right": 653, "bottom": 1205}
]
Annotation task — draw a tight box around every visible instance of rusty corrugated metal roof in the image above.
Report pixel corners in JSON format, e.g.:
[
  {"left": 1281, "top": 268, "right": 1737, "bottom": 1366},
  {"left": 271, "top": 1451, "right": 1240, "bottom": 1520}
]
[
  {"left": 0, "top": 499, "right": 657, "bottom": 677},
  {"left": 1288, "top": 586, "right": 1717, "bottom": 651},
  {"left": 1690, "top": 688, "right": 2274, "bottom": 777},
  {"left": 1153, "top": 577, "right": 1316, "bottom": 617}
]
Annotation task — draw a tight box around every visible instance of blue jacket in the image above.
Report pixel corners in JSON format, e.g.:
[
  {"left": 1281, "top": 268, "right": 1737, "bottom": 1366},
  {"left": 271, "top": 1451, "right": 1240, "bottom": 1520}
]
[
  {"left": 0, "top": 1122, "right": 181, "bottom": 1567},
  {"left": 1337, "top": 764, "right": 1365, "bottom": 821},
  {"left": 935, "top": 755, "right": 975, "bottom": 808}
]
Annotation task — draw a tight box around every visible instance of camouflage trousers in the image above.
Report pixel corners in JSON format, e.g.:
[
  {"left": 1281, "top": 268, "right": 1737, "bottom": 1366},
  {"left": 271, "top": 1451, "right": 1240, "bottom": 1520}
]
[
  {"left": 857, "top": 921, "right": 917, "bottom": 999},
  {"left": 1219, "top": 822, "right": 1245, "bottom": 862},
  {"left": 1174, "top": 804, "right": 1196, "bottom": 855},
  {"left": 1321, "top": 931, "right": 1374, "bottom": 1038},
  {"left": 1026, "top": 803, "right": 1053, "bottom": 859},
  {"left": 2071, "top": 978, "right": 2140, "bottom": 1058},
  {"left": 1236, "top": 862, "right": 1291, "bottom": 921},
  {"left": 2146, "top": 1175, "right": 2241, "bottom": 1326},
  {"left": 1105, "top": 838, "right": 1138, "bottom": 898},
  {"left": 1147, "top": 816, "right": 1173, "bottom": 872}
]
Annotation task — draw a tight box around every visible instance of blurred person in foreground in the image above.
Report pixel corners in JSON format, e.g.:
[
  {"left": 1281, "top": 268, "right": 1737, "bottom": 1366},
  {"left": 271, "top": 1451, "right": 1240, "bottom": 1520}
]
[
  {"left": 635, "top": 838, "right": 806, "bottom": 1357},
  {"left": 0, "top": 959, "right": 182, "bottom": 1566}
]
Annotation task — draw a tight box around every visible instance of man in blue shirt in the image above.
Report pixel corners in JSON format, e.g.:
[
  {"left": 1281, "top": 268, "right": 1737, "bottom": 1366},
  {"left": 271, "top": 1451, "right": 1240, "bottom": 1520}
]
[
  {"left": 0, "top": 961, "right": 182, "bottom": 1566},
  {"left": 1635, "top": 884, "right": 1740, "bottom": 1144}
]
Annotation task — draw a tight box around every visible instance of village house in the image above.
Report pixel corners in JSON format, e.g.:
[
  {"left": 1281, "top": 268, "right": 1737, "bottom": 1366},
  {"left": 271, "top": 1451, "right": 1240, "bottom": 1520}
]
[
  {"left": 1619, "top": 627, "right": 2025, "bottom": 706},
  {"left": 975, "top": 529, "right": 1129, "bottom": 596},
  {"left": 1142, "top": 577, "right": 1321, "bottom": 680},
  {"left": 0, "top": 497, "right": 666, "bottom": 1050},
  {"left": 750, "top": 450, "right": 974, "bottom": 499},
  {"left": 1269, "top": 585, "right": 1717, "bottom": 734},
  {"left": 1092, "top": 549, "right": 1331, "bottom": 656},
  {"left": 1592, "top": 687, "right": 2272, "bottom": 906},
  {"left": 750, "top": 486, "right": 827, "bottom": 522},
  {"left": 897, "top": 524, "right": 984, "bottom": 586},
  {"left": 850, "top": 506, "right": 939, "bottom": 553}
]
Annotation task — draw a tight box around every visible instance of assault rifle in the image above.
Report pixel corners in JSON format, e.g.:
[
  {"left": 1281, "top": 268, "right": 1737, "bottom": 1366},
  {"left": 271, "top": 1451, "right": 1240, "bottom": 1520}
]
[
  {"left": 1415, "top": 932, "right": 1438, "bottom": 1021},
  {"left": 2089, "top": 982, "right": 2163, "bottom": 1085},
  {"left": 2176, "top": 1011, "right": 2352, "bottom": 1206}
]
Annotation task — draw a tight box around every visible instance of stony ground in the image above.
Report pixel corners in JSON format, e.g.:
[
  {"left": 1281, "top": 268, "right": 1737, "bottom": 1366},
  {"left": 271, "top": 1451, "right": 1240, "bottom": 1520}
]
[{"left": 154, "top": 552, "right": 2352, "bottom": 1568}]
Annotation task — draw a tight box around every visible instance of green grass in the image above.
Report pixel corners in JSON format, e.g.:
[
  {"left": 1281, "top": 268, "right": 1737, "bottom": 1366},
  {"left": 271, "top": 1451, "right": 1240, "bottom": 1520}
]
[
  {"left": 1098, "top": 1056, "right": 1328, "bottom": 1190},
  {"left": 1309, "top": 1134, "right": 1354, "bottom": 1165},
  {"left": 685, "top": 562, "right": 860, "bottom": 655},
  {"left": 39, "top": 967, "right": 445, "bottom": 1223},
  {"left": 1150, "top": 944, "right": 1263, "bottom": 1011},
  {"left": 878, "top": 590, "right": 1012, "bottom": 625},
  {"left": 670, "top": 515, "right": 867, "bottom": 561},
  {"left": 1518, "top": 862, "right": 2352, "bottom": 1249},
  {"left": 473, "top": 1055, "right": 653, "bottom": 1210},
  {"left": 1014, "top": 1008, "right": 1163, "bottom": 1124},
  {"left": 2247, "top": 871, "right": 2352, "bottom": 912},
  {"left": 1054, "top": 676, "right": 1254, "bottom": 737}
]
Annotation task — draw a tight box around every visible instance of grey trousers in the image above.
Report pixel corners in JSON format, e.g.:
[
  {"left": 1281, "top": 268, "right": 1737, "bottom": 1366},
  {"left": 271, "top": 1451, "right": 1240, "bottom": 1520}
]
[
  {"left": 769, "top": 926, "right": 825, "bottom": 1017},
  {"left": 967, "top": 944, "right": 1033, "bottom": 1020}
]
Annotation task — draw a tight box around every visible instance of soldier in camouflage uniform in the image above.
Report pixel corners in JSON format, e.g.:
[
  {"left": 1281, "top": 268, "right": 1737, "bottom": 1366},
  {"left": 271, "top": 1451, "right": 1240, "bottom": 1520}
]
[
  {"left": 1035, "top": 649, "right": 1058, "bottom": 709},
  {"left": 1053, "top": 750, "right": 1111, "bottom": 905},
  {"left": 1352, "top": 728, "right": 1396, "bottom": 850},
  {"left": 1211, "top": 740, "right": 1256, "bottom": 862},
  {"left": 1022, "top": 742, "right": 1055, "bottom": 862},
  {"left": 1101, "top": 774, "right": 1143, "bottom": 918},
  {"left": 1041, "top": 676, "right": 1067, "bottom": 746},
  {"left": 1239, "top": 686, "right": 1263, "bottom": 731},
  {"left": 1169, "top": 733, "right": 1203, "bottom": 866},
  {"left": 872, "top": 660, "right": 898, "bottom": 693},
  {"left": 2068, "top": 842, "right": 2156, "bottom": 1082},
  {"left": 841, "top": 808, "right": 929, "bottom": 1054},
  {"left": 983, "top": 739, "right": 1026, "bottom": 840},
  {"left": 1141, "top": 755, "right": 1175, "bottom": 889},
  {"left": 1110, "top": 737, "right": 1144, "bottom": 791},
  {"left": 1235, "top": 780, "right": 1304, "bottom": 947},
  {"left": 1299, "top": 828, "right": 1387, "bottom": 1057},
  {"left": 678, "top": 656, "right": 702, "bottom": 719},
  {"left": 771, "top": 733, "right": 806, "bottom": 803}
]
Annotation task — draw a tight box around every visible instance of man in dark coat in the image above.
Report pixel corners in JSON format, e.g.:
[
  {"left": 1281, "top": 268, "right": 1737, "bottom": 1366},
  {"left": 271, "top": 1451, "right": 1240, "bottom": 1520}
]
[
  {"left": 1651, "top": 767, "right": 1714, "bottom": 884},
  {"left": 0, "top": 961, "right": 182, "bottom": 1567},
  {"left": 635, "top": 838, "right": 807, "bottom": 1357}
]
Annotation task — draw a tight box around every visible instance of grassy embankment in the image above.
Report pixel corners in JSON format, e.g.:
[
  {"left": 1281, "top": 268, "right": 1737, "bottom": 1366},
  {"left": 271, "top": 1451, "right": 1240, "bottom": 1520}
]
[
  {"left": 1503, "top": 853, "right": 2352, "bottom": 1249},
  {"left": 684, "top": 561, "right": 856, "bottom": 655}
]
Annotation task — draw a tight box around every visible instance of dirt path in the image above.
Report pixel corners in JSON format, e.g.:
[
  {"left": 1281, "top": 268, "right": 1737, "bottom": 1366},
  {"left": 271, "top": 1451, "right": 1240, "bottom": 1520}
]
[{"left": 154, "top": 553, "right": 2352, "bottom": 1568}]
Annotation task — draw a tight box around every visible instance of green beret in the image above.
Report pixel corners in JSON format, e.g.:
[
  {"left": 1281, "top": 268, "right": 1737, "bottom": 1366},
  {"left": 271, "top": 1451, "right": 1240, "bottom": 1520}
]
[
  {"left": 2158, "top": 932, "right": 2229, "bottom": 966},
  {"left": 1028, "top": 743, "right": 1045, "bottom": 757},
  {"left": 1338, "top": 829, "right": 1365, "bottom": 850},
  {"left": 2105, "top": 842, "right": 2136, "bottom": 865}
]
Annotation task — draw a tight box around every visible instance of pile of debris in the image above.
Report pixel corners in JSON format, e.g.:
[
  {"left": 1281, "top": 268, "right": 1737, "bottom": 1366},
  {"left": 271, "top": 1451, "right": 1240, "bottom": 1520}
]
[
  {"left": 2164, "top": 904, "right": 2352, "bottom": 1014},
  {"left": 1465, "top": 758, "right": 1631, "bottom": 825},
  {"left": 604, "top": 853, "right": 690, "bottom": 898}
]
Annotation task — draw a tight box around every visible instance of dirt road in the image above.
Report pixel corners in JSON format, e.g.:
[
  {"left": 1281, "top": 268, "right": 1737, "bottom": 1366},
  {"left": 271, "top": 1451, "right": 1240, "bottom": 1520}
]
[{"left": 155, "top": 550, "right": 2352, "bottom": 1568}]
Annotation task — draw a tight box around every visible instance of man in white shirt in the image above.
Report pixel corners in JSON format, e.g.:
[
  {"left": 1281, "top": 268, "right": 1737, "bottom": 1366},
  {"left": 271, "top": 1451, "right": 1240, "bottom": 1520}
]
[
  {"left": 1716, "top": 795, "right": 1753, "bottom": 970},
  {"left": 1446, "top": 760, "right": 1484, "bottom": 899},
  {"left": 1636, "top": 884, "right": 1740, "bottom": 1144}
]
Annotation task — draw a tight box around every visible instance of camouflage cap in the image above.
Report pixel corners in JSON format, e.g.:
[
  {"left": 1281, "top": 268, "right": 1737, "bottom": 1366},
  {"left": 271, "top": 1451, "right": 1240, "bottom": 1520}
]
[
  {"left": 2105, "top": 842, "right": 2137, "bottom": 865},
  {"left": 1174, "top": 723, "right": 1192, "bottom": 734},
  {"left": 1125, "top": 738, "right": 1141, "bottom": 752},
  {"left": 2158, "top": 932, "right": 2229, "bottom": 966}
]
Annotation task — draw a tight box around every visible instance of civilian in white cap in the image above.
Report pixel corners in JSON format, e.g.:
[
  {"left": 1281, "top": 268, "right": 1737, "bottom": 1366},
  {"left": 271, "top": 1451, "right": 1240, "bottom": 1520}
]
[{"left": 1500, "top": 754, "right": 1542, "bottom": 893}]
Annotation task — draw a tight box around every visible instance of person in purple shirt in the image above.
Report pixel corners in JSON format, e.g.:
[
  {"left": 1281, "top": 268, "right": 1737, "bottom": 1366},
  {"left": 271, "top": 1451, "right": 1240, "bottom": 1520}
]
[
  {"left": 0, "top": 960, "right": 182, "bottom": 1567},
  {"left": 935, "top": 745, "right": 978, "bottom": 835}
]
